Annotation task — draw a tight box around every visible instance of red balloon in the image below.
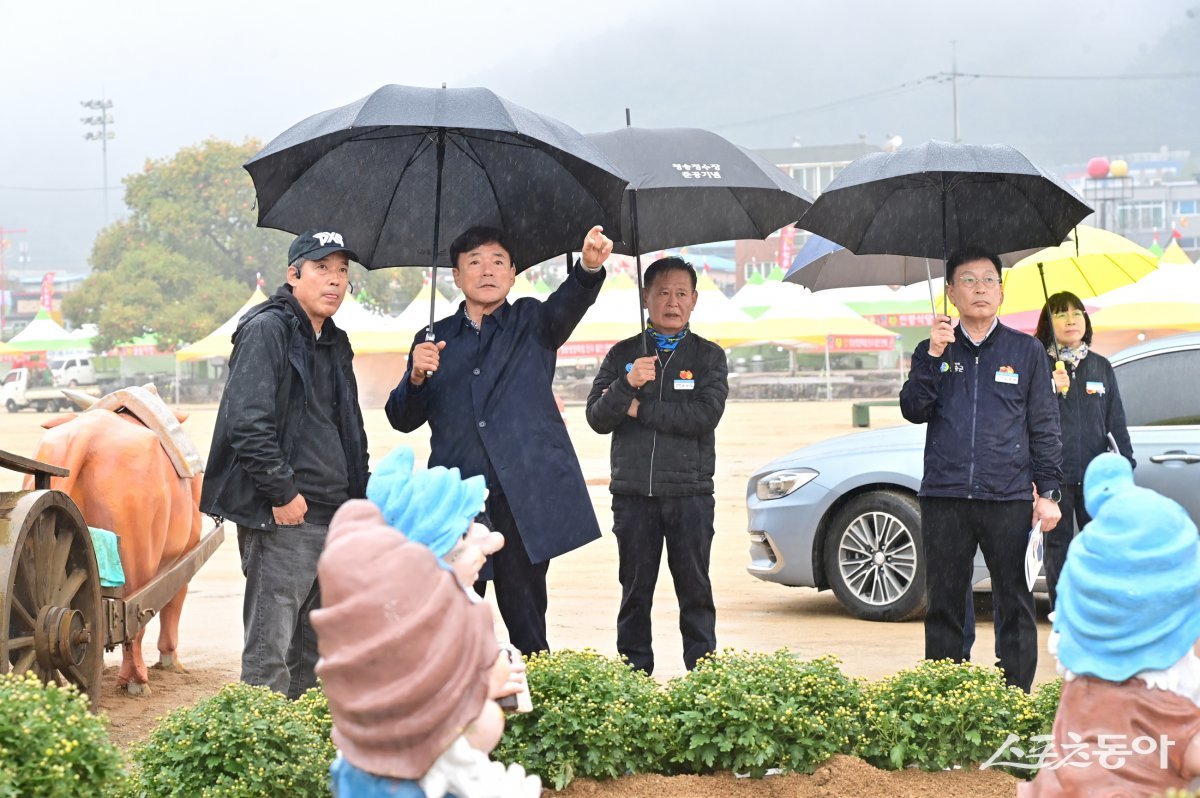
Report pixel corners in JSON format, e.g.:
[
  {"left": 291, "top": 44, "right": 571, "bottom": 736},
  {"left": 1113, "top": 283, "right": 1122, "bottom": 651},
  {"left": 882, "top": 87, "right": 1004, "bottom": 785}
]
[{"left": 1087, "top": 157, "right": 1111, "bottom": 179}]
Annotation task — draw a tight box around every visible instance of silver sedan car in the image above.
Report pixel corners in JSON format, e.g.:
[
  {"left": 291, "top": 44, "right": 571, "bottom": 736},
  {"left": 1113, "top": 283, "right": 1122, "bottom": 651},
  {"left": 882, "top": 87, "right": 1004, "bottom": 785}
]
[{"left": 746, "top": 331, "right": 1200, "bottom": 621}]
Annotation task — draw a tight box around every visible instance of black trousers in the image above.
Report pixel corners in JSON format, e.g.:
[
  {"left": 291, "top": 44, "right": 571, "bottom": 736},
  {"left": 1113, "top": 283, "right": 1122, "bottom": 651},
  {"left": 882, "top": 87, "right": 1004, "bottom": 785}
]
[
  {"left": 612, "top": 493, "right": 717, "bottom": 675},
  {"left": 473, "top": 492, "right": 550, "bottom": 656},
  {"left": 1044, "top": 482, "right": 1088, "bottom": 610},
  {"left": 920, "top": 497, "right": 1037, "bottom": 692}
]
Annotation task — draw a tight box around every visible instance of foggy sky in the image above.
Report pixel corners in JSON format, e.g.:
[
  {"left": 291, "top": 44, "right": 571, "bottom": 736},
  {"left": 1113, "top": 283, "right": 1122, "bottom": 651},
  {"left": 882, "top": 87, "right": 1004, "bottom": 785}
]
[{"left": 2, "top": 0, "right": 1196, "bottom": 276}]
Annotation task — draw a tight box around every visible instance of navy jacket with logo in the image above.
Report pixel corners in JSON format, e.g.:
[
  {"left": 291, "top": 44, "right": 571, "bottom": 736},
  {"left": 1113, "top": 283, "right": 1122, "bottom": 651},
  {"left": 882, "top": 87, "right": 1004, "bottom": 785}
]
[
  {"left": 1051, "top": 350, "right": 1135, "bottom": 484},
  {"left": 385, "top": 263, "right": 604, "bottom": 565},
  {"left": 900, "top": 322, "right": 1063, "bottom": 501}
]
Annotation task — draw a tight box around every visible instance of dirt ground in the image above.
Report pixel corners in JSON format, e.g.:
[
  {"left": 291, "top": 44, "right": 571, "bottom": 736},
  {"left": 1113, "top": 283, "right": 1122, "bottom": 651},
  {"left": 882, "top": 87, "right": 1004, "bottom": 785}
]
[{"left": 1, "top": 398, "right": 1049, "bottom": 794}]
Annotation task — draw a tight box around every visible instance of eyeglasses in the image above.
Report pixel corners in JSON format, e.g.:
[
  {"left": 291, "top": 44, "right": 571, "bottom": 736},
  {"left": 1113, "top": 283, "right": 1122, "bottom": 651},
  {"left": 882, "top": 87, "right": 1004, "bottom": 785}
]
[
  {"left": 1052, "top": 310, "right": 1086, "bottom": 321},
  {"left": 954, "top": 275, "right": 1001, "bottom": 289}
]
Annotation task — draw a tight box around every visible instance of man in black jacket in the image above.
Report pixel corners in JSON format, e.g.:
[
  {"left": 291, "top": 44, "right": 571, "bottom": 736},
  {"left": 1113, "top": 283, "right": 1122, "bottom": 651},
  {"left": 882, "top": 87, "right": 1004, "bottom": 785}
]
[
  {"left": 386, "top": 224, "right": 613, "bottom": 657},
  {"left": 201, "top": 230, "right": 369, "bottom": 699},
  {"left": 900, "top": 246, "right": 1062, "bottom": 692},
  {"left": 586, "top": 257, "right": 729, "bottom": 675}
]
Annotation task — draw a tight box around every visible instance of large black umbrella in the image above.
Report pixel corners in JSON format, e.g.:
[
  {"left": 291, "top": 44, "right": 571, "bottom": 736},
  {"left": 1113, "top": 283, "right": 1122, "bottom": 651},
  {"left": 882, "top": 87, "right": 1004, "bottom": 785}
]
[
  {"left": 587, "top": 125, "right": 813, "bottom": 350},
  {"left": 797, "top": 140, "right": 1091, "bottom": 360},
  {"left": 798, "top": 140, "right": 1090, "bottom": 261},
  {"left": 245, "top": 84, "right": 628, "bottom": 332}
]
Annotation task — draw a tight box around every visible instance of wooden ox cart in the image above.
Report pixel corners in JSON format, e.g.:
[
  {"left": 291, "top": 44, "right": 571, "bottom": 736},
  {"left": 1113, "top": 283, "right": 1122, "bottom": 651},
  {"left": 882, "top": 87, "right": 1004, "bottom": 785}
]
[{"left": 0, "top": 447, "right": 223, "bottom": 708}]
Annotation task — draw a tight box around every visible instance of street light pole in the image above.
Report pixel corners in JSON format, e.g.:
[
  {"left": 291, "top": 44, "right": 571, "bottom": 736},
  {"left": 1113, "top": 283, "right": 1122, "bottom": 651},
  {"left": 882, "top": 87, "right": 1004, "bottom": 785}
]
[
  {"left": 950, "top": 41, "right": 961, "bottom": 143},
  {"left": 81, "top": 97, "right": 115, "bottom": 223}
]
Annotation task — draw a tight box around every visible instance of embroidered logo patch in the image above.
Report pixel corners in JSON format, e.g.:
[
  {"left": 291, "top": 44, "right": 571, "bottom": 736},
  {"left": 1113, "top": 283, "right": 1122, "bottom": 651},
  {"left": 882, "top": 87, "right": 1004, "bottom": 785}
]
[
  {"left": 625, "top": 363, "right": 633, "bottom": 373},
  {"left": 313, "top": 231, "right": 345, "bottom": 247},
  {"left": 679, "top": 370, "right": 693, "bottom": 379}
]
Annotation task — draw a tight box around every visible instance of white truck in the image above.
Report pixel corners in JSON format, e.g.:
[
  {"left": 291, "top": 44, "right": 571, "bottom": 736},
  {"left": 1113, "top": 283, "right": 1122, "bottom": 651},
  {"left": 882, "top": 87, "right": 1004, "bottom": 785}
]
[
  {"left": 49, "top": 356, "right": 97, "bottom": 388},
  {"left": 1, "top": 367, "right": 99, "bottom": 412}
]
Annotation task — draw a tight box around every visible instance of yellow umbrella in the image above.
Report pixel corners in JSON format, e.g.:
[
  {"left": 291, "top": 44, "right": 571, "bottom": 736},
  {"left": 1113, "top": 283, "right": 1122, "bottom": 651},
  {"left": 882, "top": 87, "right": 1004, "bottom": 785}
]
[{"left": 939, "top": 225, "right": 1157, "bottom": 316}]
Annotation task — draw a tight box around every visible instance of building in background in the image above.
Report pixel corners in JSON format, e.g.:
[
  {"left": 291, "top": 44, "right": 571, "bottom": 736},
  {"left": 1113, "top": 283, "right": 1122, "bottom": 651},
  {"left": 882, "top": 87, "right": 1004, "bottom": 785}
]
[
  {"left": 1, "top": 270, "right": 88, "bottom": 338},
  {"left": 1061, "top": 147, "right": 1200, "bottom": 256}
]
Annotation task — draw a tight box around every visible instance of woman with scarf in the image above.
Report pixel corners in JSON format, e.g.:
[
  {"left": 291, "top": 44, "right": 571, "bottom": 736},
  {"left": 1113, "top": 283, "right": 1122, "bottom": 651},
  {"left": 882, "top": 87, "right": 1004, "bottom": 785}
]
[{"left": 1034, "top": 291, "right": 1136, "bottom": 609}]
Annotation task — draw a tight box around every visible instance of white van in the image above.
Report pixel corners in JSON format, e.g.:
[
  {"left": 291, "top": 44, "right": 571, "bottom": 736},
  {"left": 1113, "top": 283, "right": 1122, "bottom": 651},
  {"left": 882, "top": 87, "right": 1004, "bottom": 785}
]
[{"left": 49, "top": 356, "right": 97, "bottom": 387}]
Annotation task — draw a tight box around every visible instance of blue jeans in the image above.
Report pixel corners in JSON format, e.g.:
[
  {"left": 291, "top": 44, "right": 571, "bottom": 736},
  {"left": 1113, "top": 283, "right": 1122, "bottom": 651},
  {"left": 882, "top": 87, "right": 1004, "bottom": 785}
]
[
  {"left": 330, "top": 755, "right": 436, "bottom": 797},
  {"left": 238, "top": 522, "right": 328, "bottom": 699}
]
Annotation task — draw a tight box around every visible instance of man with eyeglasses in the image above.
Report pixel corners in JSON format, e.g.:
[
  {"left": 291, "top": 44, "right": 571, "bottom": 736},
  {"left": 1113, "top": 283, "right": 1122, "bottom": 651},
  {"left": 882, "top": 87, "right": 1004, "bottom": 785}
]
[
  {"left": 203, "top": 229, "right": 370, "bottom": 698},
  {"left": 900, "top": 246, "right": 1063, "bottom": 692}
]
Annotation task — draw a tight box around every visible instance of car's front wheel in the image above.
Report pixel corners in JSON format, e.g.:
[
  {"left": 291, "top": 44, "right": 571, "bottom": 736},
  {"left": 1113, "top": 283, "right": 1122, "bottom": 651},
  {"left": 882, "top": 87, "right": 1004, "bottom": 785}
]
[{"left": 823, "top": 491, "right": 926, "bottom": 622}]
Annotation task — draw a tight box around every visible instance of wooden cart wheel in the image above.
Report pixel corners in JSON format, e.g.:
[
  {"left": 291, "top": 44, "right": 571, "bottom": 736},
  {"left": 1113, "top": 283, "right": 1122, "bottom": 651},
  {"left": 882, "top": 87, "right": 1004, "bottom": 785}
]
[{"left": 0, "top": 490, "right": 104, "bottom": 709}]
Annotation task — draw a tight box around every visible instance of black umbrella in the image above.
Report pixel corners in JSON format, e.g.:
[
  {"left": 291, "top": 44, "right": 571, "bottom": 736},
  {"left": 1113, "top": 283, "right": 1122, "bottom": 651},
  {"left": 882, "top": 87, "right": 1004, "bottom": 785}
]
[
  {"left": 587, "top": 124, "right": 813, "bottom": 351},
  {"left": 797, "top": 140, "right": 1091, "bottom": 360},
  {"left": 245, "top": 84, "right": 628, "bottom": 334}
]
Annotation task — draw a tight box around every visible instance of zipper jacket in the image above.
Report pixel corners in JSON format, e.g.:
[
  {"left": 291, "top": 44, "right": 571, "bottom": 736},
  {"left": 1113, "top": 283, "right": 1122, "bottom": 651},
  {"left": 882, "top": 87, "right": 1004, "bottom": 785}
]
[
  {"left": 900, "top": 322, "right": 1063, "bottom": 500},
  {"left": 1051, "top": 350, "right": 1135, "bottom": 484},
  {"left": 586, "top": 330, "right": 729, "bottom": 497},
  {"left": 201, "top": 286, "right": 369, "bottom": 529}
]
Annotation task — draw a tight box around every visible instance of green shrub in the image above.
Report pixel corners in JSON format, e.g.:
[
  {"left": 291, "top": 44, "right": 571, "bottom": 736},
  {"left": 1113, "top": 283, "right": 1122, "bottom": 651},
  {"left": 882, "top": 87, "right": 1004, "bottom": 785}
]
[
  {"left": 0, "top": 672, "right": 125, "bottom": 798},
  {"left": 129, "top": 682, "right": 333, "bottom": 797},
  {"left": 859, "top": 658, "right": 1036, "bottom": 771},
  {"left": 493, "top": 649, "right": 669, "bottom": 789},
  {"left": 1021, "top": 677, "right": 1061, "bottom": 740},
  {"left": 663, "top": 650, "right": 864, "bottom": 777},
  {"left": 293, "top": 686, "right": 335, "bottom": 763}
]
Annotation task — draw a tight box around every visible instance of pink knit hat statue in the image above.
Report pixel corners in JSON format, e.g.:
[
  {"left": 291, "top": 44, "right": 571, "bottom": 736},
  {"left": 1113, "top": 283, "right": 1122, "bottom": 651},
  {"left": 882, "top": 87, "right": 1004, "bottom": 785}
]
[{"left": 312, "top": 452, "right": 540, "bottom": 797}]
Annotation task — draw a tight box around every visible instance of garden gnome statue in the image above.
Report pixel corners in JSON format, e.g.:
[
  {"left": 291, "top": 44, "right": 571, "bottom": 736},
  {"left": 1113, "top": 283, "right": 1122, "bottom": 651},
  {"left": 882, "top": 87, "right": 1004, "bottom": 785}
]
[
  {"left": 311, "top": 451, "right": 539, "bottom": 797},
  {"left": 366, "top": 446, "right": 506, "bottom": 590},
  {"left": 1021, "top": 453, "right": 1200, "bottom": 796}
]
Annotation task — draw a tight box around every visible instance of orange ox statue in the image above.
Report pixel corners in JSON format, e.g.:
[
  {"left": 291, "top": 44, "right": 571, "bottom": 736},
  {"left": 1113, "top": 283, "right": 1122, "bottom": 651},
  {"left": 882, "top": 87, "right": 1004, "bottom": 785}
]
[{"left": 26, "top": 384, "right": 204, "bottom": 695}]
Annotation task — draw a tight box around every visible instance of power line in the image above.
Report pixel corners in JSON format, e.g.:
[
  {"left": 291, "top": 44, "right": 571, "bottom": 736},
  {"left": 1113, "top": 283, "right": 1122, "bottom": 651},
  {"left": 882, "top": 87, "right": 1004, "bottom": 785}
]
[
  {"left": 710, "top": 74, "right": 947, "bottom": 131},
  {"left": 954, "top": 70, "right": 1200, "bottom": 81},
  {"left": 0, "top": 184, "right": 115, "bottom": 192}
]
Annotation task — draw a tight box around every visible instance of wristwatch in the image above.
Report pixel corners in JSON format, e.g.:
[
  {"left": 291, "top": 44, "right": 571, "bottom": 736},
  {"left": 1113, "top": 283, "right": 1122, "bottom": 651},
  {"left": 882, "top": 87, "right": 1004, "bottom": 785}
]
[{"left": 1043, "top": 488, "right": 1063, "bottom": 503}]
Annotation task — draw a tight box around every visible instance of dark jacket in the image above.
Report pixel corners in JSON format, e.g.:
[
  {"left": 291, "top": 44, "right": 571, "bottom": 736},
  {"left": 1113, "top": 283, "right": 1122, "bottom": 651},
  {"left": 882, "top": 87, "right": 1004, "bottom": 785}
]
[
  {"left": 1051, "top": 350, "right": 1135, "bottom": 484},
  {"left": 385, "top": 263, "right": 604, "bottom": 565},
  {"left": 900, "top": 321, "right": 1063, "bottom": 501},
  {"left": 200, "top": 286, "right": 370, "bottom": 530},
  {"left": 585, "top": 329, "right": 729, "bottom": 497}
]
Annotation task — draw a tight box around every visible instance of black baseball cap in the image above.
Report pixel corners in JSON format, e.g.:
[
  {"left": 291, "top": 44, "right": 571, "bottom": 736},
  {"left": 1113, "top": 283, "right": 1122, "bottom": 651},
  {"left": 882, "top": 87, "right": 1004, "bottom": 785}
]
[{"left": 288, "top": 230, "right": 359, "bottom": 264}]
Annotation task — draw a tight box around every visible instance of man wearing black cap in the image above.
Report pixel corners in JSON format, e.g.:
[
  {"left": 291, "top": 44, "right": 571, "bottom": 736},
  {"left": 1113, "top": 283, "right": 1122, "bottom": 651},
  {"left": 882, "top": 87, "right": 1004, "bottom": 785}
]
[{"left": 201, "top": 230, "right": 370, "bottom": 699}]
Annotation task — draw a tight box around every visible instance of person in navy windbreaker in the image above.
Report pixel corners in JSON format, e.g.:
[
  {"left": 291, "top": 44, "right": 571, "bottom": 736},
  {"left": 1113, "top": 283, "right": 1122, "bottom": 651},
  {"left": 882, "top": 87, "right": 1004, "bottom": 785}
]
[
  {"left": 900, "top": 246, "right": 1064, "bottom": 692},
  {"left": 386, "top": 224, "right": 613, "bottom": 657}
]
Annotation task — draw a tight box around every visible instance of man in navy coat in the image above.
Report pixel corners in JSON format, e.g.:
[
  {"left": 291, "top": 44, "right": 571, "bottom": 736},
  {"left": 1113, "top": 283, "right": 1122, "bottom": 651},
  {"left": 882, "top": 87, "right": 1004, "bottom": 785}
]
[{"left": 386, "top": 224, "right": 613, "bottom": 655}]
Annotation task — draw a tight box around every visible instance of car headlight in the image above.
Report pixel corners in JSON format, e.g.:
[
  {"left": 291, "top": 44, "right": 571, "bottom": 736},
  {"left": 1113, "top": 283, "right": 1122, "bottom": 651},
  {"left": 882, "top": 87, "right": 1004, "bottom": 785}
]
[{"left": 755, "top": 469, "right": 819, "bottom": 500}]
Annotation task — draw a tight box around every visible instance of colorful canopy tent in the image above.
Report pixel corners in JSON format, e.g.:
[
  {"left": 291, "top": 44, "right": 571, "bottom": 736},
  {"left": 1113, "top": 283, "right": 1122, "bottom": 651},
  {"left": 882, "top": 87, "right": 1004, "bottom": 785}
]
[
  {"left": 1160, "top": 239, "right": 1194, "bottom": 266},
  {"left": 559, "top": 273, "right": 642, "bottom": 366},
  {"left": 691, "top": 272, "right": 753, "bottom": 337},
  {"left": 1086, "top": 263, "right": 1200, "bottom": 351},
  {"left": 731, "top": 270, "right": 782, "bottom": 319},
  {"left": 5, "top": 310, "right": 93, "bottom": 353},
  {"left": 390, "top": 281, "right": 458, "bottom": 340},
  {"left": 175, "top": 289, "right": 269, "bottom": 363},
  {"left": 323, "top": 294, "right": 410, "bottom": 356},
  {"left": 721, "top": 284, "right": 898, "bottom": 349}
]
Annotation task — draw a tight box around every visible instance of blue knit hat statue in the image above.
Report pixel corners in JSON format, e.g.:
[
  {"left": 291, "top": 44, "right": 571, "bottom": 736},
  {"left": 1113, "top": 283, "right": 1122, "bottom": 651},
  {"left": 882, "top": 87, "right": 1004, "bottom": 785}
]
[
  {"left": 366, "top": 446, "right": 488, "bottom": 562},
  {"left": 1019, "top": 452, "right": 1200, "bottom": 797}
]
